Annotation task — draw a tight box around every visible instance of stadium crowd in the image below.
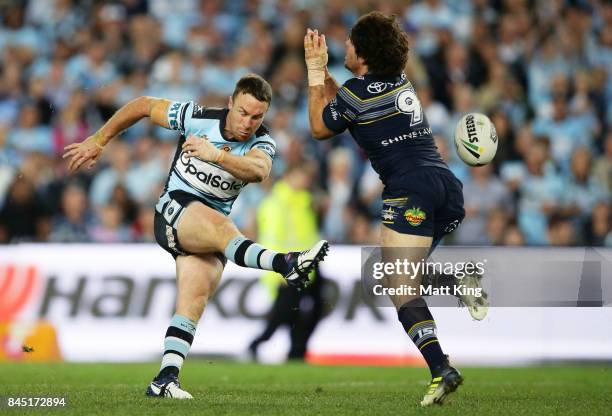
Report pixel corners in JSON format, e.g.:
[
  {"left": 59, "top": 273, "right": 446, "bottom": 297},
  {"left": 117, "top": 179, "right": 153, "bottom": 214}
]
[{"left": 0, "top": 0, "right": 610, "bottom": 246}]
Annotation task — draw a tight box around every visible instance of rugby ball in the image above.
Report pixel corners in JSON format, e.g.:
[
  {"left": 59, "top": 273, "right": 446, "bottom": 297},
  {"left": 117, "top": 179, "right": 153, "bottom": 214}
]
[{"left": 454, "top": 113, "right": 498, "bottom": 166}]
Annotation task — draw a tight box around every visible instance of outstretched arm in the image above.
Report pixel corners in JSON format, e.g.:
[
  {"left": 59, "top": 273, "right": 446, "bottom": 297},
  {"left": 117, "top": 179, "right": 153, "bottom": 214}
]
[
  {"left": 305, "top": 29, "right": 337, "bottom": 140},
  {"left": 62, "top": 96, "right": 171, "bottom": 172}
]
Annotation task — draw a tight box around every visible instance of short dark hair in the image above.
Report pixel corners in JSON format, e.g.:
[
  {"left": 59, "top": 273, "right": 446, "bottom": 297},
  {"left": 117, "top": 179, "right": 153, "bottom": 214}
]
[
  {"left": 350, "top": 12, "right": 409, "bottom": 77},
  {"left": 232, "top": 73, "right": 272, "bottom": 104}
]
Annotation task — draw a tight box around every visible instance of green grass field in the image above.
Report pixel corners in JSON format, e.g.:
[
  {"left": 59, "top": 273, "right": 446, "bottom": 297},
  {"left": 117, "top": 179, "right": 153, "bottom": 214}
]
[{"left": 1, "top": 362, "right": 610, "bottom": 415}]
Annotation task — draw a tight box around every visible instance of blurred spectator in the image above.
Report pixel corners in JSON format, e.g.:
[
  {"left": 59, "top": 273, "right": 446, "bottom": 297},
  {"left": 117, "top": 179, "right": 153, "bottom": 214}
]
[
  {"left": 348, "top": 210, "right": 378, "bottom": 245},
  {"left": 27, "top": 77, "right": 54, "bottom": 125},
  {"left": 49, "top": 182, "right": 93, "bottom": 242},
  {"left": 583, "top": 201, "right": 611, "bottom": 247},
  {"left": 0, "top": 176, "right": 49, "bottom": 242},
  {"left": 89, "top": 203, "right": 132, "bottom": 243},
  {"left": 419, "top": 84, "right": 450, "bottom": 135},
  {"left": 457, "top": 164, "right": 512, "bottom": 244},
  {"left": 133, "top": 205, "right": 156, "bottom": 243},
  {"left": 517, "top": 140, "right": 564, "bottom": 245},
  {"left": 562, "top": 147, "right": 609, "bottom": 219},
  {"left": 66, "top": 37, "right": 118, "bottom": 90},
  {"left": 323, "top": 148, "right": 353, "bottom": 242},
  {"left": 109, "top": 183, "right": 139, "bottom": 225},
  {"left": 52, "top": 90, "right": 89, "bottom": 154},
  {"left": 527, "top": 33, "right": 571, "bottom": 115},
  {"left": 502, "top": 222, "right": 525, "bottom": 246},
  {"left": 89, "top": 140, "right": 146, "bottom": 208},
  {"left": 0, "top": 5, "right": 40, "bottom": 65},
  {"left": 488, "top": 108, "right": 516, "bottom": 164},
  {"left": 0, "top": 1, "right": 608, "bottom": 247},
  {"left": 405, "top": 0, "right": 453, "bottom": 58},
  {"left": 593, "top": 132, "right": 612, "bottom": 193},
  {"left": 127, "top": 136, "right": 168, "bottom": 204},
  {"left": 7, "top": 102, "right": 53, "bottom": 157},
  {"left": 435, "top": 135, "right": 468, "bottom": 183},
  {"left": 485, "top": 208, "right": 509, "bottom": 246},
  {"left": 547, "top": 214, "right": 576, "bottom": 246},
  {"left": 532, "top": 93, "right": 593, "bottom": 173},
  {"left": 357, "top": 161, "right": 384, "bottom": 219}
]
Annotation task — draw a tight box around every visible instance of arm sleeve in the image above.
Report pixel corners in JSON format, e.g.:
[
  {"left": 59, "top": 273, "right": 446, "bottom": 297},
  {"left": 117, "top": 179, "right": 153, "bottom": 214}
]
[
  {"left": 166, "top": 101, "right": 196, "bottom": 135},
  {"left": 322, "top": 86, "right": 358, "bottom": 133},
  {"left": 249, "top": 135, "right": 277, "bottom": 159}
]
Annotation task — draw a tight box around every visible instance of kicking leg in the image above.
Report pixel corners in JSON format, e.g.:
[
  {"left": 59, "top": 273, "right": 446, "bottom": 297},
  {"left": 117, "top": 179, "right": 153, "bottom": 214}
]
[
  {"left": 421, "top": 268, "right": 489, "bottom": 320},
  {"left": 177, "top": 201, "right": 328, "bottom": 288},
  {"left": 420, "top": 218, "right": 489, "bottom": 320},
  {"left": 146, "top": 253, "right": 224, "bottom": 399}
]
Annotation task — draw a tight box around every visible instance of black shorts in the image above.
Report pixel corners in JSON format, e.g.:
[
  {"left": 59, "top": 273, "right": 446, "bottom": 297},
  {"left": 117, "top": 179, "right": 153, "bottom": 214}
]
[
  {"left": 154, "top": 190, "right": 227, "bottom": 265},
  {"left": 381, "top": 167, "right": 465, "bottom": 249}
]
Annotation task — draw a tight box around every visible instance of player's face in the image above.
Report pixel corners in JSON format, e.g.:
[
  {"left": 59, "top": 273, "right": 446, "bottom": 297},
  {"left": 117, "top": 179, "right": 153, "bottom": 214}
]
[
  {"left": 344, "top": 38, "right": 360, "bottom": 74},
  {"left": 227, "top": 92, "right": 269, "bottom": 141}
]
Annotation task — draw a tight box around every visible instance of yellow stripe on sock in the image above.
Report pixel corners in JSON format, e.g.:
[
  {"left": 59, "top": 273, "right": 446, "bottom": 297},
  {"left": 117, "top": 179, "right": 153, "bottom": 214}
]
[
  {"left": 407, "top": 320, "right": 434, "bottom": 334},
  {"left": 419, "top": 339, "right": 439, "bottom": 350}
]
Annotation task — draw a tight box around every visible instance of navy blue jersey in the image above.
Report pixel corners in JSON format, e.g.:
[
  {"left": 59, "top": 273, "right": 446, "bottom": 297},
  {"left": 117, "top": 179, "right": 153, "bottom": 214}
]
[{"left": 322, "top": 73, "right": 448, "bottom": 188}]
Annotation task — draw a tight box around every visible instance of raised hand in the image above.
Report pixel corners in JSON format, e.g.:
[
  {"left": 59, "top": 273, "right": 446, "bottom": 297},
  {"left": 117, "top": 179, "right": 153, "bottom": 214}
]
[{"left": 304, "top": 28, "right": 328, "bottom": 71}]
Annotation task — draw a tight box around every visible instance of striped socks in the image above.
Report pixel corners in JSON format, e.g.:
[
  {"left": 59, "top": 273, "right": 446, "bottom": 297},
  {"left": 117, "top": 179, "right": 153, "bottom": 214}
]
[
  {"left": 397, "top": 298, "right": 446, "bottom": 375},
  {"left": 157, "top": 314, "right": 197, "bottom": 379},
  {"left": 224, "top": 236, "right": 291, "bottom": 274}
]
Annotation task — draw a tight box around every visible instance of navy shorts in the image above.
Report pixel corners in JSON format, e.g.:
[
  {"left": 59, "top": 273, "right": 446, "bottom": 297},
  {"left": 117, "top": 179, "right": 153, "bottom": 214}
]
[
  {"left": 154, "top": 190, "right": 227, "bottom": 265},
  {"left": 381, "top": 167, "right": 465, "bottom": 249}
]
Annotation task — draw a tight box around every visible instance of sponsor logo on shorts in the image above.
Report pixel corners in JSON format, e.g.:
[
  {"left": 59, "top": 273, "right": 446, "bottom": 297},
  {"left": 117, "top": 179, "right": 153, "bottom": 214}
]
[
  {"left": 381, "top": 207, "right": 397, "bottom": 223},
  {"left": 404, "top": 207, "right": 426, "bottom": 226},
  {"left": 165, "top": 225, "right": 177, "bottom": 251},
  {"left": 444, "top": 219, "right": 461, "bottom": 233}
]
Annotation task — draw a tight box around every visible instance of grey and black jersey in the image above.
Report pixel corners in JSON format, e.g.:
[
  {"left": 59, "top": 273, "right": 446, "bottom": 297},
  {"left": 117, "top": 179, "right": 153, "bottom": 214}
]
[{"left": 322, "top": 73, "right": 448, "bottom": 190}]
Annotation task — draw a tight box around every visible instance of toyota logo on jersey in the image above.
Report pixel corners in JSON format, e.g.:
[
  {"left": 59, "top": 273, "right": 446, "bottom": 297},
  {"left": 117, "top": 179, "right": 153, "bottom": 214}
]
[{"left": 367, "top": 82, "right": 388, "bottom": 94}]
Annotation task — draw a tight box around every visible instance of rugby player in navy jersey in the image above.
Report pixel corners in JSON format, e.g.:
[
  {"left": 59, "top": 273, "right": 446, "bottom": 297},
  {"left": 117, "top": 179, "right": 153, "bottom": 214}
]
[
  {"left": 63, "top": 74, "right": 328, "bottom": 399},
  {"left": 304, "top": 12, "right": 487, "bottom": 406}
]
